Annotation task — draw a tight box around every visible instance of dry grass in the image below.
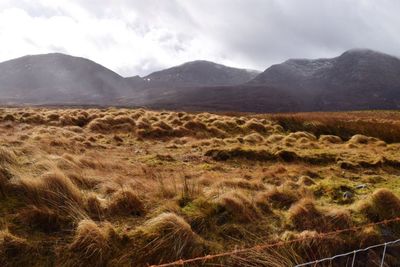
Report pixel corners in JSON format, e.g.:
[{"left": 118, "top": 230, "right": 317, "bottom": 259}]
[
  {"left": 63, "top": 219, "right": 113, "bottom": 267},
  {"left": 215, "top": 191, "right": 260, "bottom": 222},
  {"left": 357, "top": 188, "right": 400, "bottom": 222},
  {"left": 128, "top": 212, "right": 208, "bottom": 265},
  {"left": 106, "top": 189, "right": 145, "bottom": 217},
  {"left": 268, "top": 111, "right": 400, "bottom": 143},
  {"left": 262, "top": 186, "right": 299, "bottom": 209},
  {"left": 0, "top": 107, "right": 399, "bottom": 266},
  {"left": 0, "top": 231, "right": 34, "bottom": 266}
]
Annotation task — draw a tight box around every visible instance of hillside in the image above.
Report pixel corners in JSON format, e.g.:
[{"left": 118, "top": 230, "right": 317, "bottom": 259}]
[
  {"left": 0, "top": 107, "right": 400, "bottom": 266},
  {"left": 249, "top": 48, "right": 400, "bottom": 110},
  {"left": 123, "top": 49, "right": 400, "bottom": 112},
  {"left": 1, "top": 49, "right": 400, "bottom": 112},
  {"left": 135, "top": 60, "right": 260, "bottom": 88},
  {"left": 0, "top": 53, "right": 132, "bottom": 105}
]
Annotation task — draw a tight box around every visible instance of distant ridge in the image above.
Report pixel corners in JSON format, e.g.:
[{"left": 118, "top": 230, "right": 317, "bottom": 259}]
[
  {"left": 125, "top": 60, "right": 260, "bottom": 89},
  {"left": 0, "top": 53, "right": 131, "bottom": 105},
  {"left": 1, "top": 49, "right": 400, "bottom": 112}
]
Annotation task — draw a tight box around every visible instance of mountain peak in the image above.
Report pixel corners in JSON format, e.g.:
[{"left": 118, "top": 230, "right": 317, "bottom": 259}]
[
  {"left": 339, "top": 48, "right": 399, "bottom": 60},
  {"left": 138, "top": 60, "right": 260, "bottom": 88}
]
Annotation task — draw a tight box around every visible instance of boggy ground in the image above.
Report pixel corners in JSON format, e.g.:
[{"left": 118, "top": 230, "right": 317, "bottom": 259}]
[{"left": 0, "top": 107, "right": 400, "bottom": 266}]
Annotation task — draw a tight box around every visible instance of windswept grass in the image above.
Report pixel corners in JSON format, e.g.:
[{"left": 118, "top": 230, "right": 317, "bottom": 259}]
[{"left": 0, "top": 107, "right": 399, "bottom": 266}]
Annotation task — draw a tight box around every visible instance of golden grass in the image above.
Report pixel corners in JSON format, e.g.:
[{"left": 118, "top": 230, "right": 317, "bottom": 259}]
[
  {"left": 268, "top": 111, "right": 400, "bottom": 143},
  {"left": 64, "top": 219, "right": 113, "bottom": 267},
  {"left": 0, "top": 107, "right": 399, "bottom": 266},
  {"left": 106, "top": 189, "right": 145, "bottom": 217},
  {"left": 128, "top": 212, "right": 208, "bottom": 265}
]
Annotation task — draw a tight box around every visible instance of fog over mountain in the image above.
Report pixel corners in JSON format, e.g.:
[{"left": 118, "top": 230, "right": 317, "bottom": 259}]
[
  {"left": 0, "top": 53, "right": 132, "bottom": 105},
  {"left": 2, "top": 1, "right": 400, "bottom": 77},
  {"left": 1, "top": 49, "right": 400, "bottom": 112},
  {"left": 121, "top": 49, "right": 400, "bottom": 112},
  {"left": 134, "top": 60, "right": 259, "bottom": 88}
]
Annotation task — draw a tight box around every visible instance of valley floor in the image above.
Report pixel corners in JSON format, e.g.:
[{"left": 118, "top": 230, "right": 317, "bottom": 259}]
[{"left": 0, "top": 107, "right": 400, "bottom": 266}]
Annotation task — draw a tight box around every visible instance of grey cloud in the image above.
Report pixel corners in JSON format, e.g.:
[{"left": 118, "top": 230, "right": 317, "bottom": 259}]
[{"left": 1, "top": 0, "right": 400, "bottom": 75}]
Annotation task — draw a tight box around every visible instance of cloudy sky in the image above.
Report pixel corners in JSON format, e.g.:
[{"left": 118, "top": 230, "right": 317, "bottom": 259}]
[{"left": 0, "top": 0, "right": 400, "bottom": 77}]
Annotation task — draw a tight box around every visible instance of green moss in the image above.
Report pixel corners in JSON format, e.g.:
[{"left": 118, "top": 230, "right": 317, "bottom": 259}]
[{"left": 311, "top": 178, "right": 358, "bottom": 204}]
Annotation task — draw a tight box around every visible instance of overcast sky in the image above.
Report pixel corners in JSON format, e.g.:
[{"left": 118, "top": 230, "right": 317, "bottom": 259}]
[{"left": 0, "top": 0, "right": 400, "bottom": 77}]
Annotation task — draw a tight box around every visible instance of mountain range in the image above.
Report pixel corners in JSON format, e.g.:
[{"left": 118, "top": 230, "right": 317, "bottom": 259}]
[{"left": 0, "top": 49, "right": 400, "bottom": 112}]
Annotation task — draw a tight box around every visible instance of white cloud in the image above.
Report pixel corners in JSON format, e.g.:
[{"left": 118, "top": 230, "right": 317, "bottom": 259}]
[
  {"left": 0, "top": 0, "right": 400, "bottom": 76},
  {"left": 0, "top": 0, "right": 225, "bottom": 76}
]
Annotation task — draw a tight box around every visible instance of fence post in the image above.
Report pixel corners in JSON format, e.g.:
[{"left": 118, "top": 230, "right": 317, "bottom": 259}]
[
  {"left": 380, "top": 243, "right": 387, "bottom": 267},
  {"left": 351, "top": 250, "right": 357, "bottom": 267}
]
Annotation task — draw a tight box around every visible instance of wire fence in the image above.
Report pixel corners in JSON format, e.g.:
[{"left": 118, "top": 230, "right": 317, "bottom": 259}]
[
  {"left": 149, "top": 217, "right": 400, "bottom": 267},
  {"left": 295, "top": 238, "right": 400, "bottom": 267}
]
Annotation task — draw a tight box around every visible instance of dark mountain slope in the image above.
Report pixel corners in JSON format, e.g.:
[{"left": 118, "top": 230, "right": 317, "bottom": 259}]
[
  {"left": 1, "top": 49, "right": 400, "bottom": 112},
  {"left": 0, "top": 53, "right": 132, "bottom": 105},
  {"left": 123, "top": 49, "right": 400, "bottom": 112},
  {"left": 247, "top": 49, "right": 400, "bottom": 110},
  {"left": 126, "top": 60, "right": 260, "bottom": 89}
]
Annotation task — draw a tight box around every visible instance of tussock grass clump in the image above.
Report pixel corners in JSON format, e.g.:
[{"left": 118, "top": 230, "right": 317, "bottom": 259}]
[
  {"left": 266, "top": 134, "right": 285, "bottom": 143},
  {"left": 0, "top": 147, "right": 17, "bottom": 165},
  {"left": 269, "top": 112, "right": 400, "bottom": 143},
  {"left": 215, "top": 191, "right": 259, "bottom": 222},
  {"left": 46, "top": 113, "right": 60, "bottom": 121},
  {"left": 65, "top": 220, "right": 113, "bottom": 267},
  {"left": 181, "top": 197, "right": 217, "bottom": 233},
  {"left": 183, "top": 120, "right": 208, "bottom": 131},
  {"left": 288, "top": 199, "right": 351, "bottom": 231},
  {"left": 348, "top": 134, "right": 377, "bottom": 144},
  {"left": 254, "top": 192, "right": 273, "bottom": 214},
  {"left": 132, "top": 212, "right": 208, "bottom": 265},
  {"left": 137, "top": 127, "right": 170, "bottom": 139},
  {"left": 217, "top": 178, "right": 265, "bottom": 191},
  {"left": 211, "top": 119, "right": 242, "bottom": 134},
  {"left": 243, "top": 120, "right": 268, "bottom": 134},
  {"left": 21, "top": 114, "right": 45, "bottom": 124},
  {"left": 0, "top": 167, "right": 13, "bottom": 198},
  {"left": 66, "top": 172, "right": 100, "bottom": 190},
  {"left": 19, "top": 171, "right": 84, "bottom": 218},
  {"left": 3, "top": 114, "right": 15, "bottom": 121},
  {"left": 153, "top": 121, "right": 173, "bottom": 131},
  {"left": 107, "top": 189, "right": 145, "bottom": 217},
  {"left": 243, "top": 133, "right": 265, "bottom": 144},
  {"left": 205, "top": 147, "right": 275, "bottom": 161},
  {"left": 206, "top": 126, "right": 227, "bottom": 138},
  {"left": 263, "top": 186, "right": 299, "bottom": 209},
  {"left": 19, "top": 205, "right": 69, "bottom": 232},
  {"left": 287, "top": 131, "right": 316, "bottom": 141},
  {"left": 358, "top": 188, "right": 400, "bottom": 222},
  {"left": 282, "top": 230, "right": 347, "bottom": 264},
  {"left": 297, "top": 175, "right": 315, "bottom": 186},
  {"left": 86, "top": 194, "right": 105, "bottom": 220},
  {"left": 0, "top": 231, "right": 34, "bottom": 266},
  {"left": 88, "top": 115, "right": 135, "bottom": 132},
  {"left": 319, "top": 134, "right": 342, "bottom": 144},
  {"left": 0, "top": 147, "right": 18, "bottom": 198}
]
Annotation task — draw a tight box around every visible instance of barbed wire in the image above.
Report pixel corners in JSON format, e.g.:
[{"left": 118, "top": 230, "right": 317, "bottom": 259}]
[{"left": 149, "top": 216, "right": 400, "bottom": 267}]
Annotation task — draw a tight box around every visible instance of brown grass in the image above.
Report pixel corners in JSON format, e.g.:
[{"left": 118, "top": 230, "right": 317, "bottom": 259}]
[
  {"left": 64, "top": 220, "right": 113, "bottom": 267},
  {"left": 262, "top": 186, "right": 299, "bottom": 209},
  {"left": 288, "top": 198, "right": 351, "bottom": 232},
  {"left": 19, "top": 171, "right": 85, "bottom": 220},
  {"left": 0, "top": 107, "right": 398, "bottom": 266},
  {"left": 0, "top": 231, "right": 34, "bottom": 266},
  {"left": 358, "top": 188, "right": 400, "bottom": 222},
  {"left": 106, "top": 189, "right": 145, "bottom": 217},
  {"left": 268, "top": 111, "right": 400, "bottom": 143},
  {"left": 215, "top": 191, "right": 259, "bottom": 222},
  {"left": 129, "top": 212, "right": 208, "bottom": 265}
]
